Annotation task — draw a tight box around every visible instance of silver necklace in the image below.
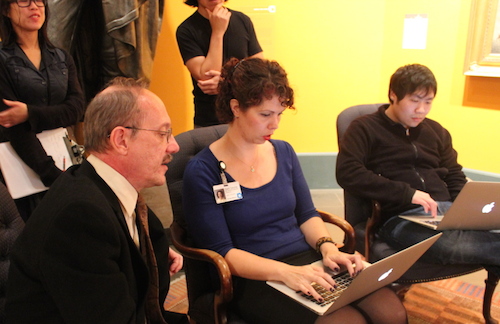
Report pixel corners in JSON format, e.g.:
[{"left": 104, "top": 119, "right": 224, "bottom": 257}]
[{"left": 230, "top": 148, "right": 259, "bottom": 172}]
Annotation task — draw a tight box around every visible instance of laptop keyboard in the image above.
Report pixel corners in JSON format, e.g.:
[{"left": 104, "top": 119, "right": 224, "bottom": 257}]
[{"left": 297, "top": 271, "right": 353, "bottom": 307}]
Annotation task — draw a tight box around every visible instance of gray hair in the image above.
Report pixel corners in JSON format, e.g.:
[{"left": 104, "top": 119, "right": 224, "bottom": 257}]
[{"left": 83, "top": 77, "right": 150, "bottom": 153}]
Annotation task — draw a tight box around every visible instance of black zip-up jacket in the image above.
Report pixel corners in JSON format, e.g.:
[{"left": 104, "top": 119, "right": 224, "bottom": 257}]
[
  {"left": 0, "top": 42, "right": 85, "bottom": 186},
  {"left": 336, "top": 105, "right": 467, "bottom": 221}
]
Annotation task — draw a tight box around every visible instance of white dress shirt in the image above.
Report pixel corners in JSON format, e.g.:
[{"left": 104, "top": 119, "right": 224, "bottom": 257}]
[{"left": 87, "top": 155, "right": 140, "bottom": 247}]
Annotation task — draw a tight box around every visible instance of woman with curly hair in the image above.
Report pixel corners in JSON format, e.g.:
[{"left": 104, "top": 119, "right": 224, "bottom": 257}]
[{"left": 183, "top": 57, "right": 408, "bottom": 324}]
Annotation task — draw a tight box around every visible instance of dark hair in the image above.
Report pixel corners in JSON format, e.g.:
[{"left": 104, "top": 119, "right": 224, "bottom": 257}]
[
  {"left": 388, "top": 64, "right": 437, "bottom": 104},
  {"left": 84, "top": 77, "right": 150, "bottom": 153},
  {"left": 0, "top": 0, "right": 53, "bottom": 47},
  {"left": 184, "top": 0, "right": 228, "bottom": 7},
  {"left": 216, "top": 58, "right": 295, "bottom": 123}
]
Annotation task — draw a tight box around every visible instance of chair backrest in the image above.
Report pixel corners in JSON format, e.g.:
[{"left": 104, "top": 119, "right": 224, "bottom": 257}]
[
  {"left": 337, "top": 103, "right": 383, "bottom": 145},
  {"left": 336, "top": 104, "right": 384, "bottom": 232},
  {"left": 0, "top": 182, "right": 24, "bottom": 322},
  {"left": 165, "top": 125, "right": 228, "bottom": 309},
  {"left": 166, "top": 124, "right": 228, "bottom": 229}
]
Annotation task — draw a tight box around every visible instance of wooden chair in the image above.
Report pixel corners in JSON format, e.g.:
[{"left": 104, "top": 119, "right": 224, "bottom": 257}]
[
  {"left": 166, "top": 125, "right": 356, "bottom": 324},
  {"left": 0, "top": 182, "right": 25, "bottom": 322},
  {"left": 337, "top": 104, "right": 499, "bottom": 324}
]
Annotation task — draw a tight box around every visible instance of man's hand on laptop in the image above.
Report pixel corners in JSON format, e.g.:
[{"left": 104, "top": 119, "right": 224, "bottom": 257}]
[{"left": 412, "top": 190, "right": 438, "bottom": 217}]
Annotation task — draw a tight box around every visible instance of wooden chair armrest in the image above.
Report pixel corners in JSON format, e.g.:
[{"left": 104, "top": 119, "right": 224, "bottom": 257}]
[
  {"left": 317, "top": 209, "right": 356, "bottom": 254},
  {"left": 170, "top": 221, "right": 233, "bottom": 306},
  {"left": 364, "top": 200, "right": 382, "bottom": 261}
]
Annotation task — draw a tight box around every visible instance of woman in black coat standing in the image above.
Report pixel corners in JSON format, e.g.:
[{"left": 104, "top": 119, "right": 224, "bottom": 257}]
[{"left": 0, "top": 0, "right": 85, "bottom": 220}]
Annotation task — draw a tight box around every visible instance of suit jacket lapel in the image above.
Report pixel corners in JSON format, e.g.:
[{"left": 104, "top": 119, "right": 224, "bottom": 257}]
[{"left": 78, "top": 160, "right": 150, "bottom": 297}]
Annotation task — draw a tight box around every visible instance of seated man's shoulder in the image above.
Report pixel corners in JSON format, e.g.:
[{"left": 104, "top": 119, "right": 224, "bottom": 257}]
[
  {"left": 37, "top": 164, "right": 114, "bottom": 216},
  {"left": 349, "top": 112, "right": 383, "bottom": 131},
  {"left": 50, "top": 164, "right": 100, "bottom": 194},
  {"left": 422, "top": 117, "right": 444, "bottom": 128}
]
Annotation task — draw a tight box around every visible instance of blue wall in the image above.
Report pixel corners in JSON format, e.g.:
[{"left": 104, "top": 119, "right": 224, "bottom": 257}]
[{"left": 298, "top": 153, "right": 500, "bottom": 189}]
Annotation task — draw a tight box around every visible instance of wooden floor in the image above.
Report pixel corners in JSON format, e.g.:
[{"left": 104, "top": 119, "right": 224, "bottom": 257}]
[
  {"left": 164, "top": 274, "right": 500, "bottom": 323},
  {"left": 164, "top": 189, "right": 499, "bottom": 323}
]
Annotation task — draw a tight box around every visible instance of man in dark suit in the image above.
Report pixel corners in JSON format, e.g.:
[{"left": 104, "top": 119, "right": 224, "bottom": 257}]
[{"left": 5, "top": 78, "right": 187, "bottom": 323}]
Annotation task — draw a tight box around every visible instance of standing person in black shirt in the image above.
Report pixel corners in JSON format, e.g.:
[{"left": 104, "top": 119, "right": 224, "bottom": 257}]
[{"left": 176, "top": 0, "right": 263, "bottom": 127}]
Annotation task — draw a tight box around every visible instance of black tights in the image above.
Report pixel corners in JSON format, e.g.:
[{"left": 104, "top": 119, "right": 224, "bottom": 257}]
[{"left": 315, "top": 287, "right": 407, "bottom": 324}]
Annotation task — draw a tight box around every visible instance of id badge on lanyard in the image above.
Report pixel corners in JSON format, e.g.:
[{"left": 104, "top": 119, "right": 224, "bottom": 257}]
[{"left": 213, "top": 161, "right": 243, "bottom": 204}]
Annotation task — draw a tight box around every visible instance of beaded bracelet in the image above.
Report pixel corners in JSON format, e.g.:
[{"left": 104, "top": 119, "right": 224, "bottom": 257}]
[{"left": 316, "top": 236, "right": 336, "bottom": 254}]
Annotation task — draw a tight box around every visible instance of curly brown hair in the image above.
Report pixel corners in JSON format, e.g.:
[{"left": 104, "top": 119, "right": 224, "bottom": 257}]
[{"left": 216, "top": 58, "right": 295, "bottom": 123}]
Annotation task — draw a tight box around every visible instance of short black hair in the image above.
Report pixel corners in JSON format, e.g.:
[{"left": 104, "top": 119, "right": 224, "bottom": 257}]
[
  {"left": 184, "top": 0, "right": 228, "bottom": 7},
  {"left": 388, "top": 64, "right": 437, "bottom": 104}
]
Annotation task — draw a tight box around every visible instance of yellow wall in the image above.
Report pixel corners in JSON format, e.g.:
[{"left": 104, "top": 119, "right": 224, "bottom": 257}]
[{"left": 150, "top": 0, "right": 500, "bottom": 174}]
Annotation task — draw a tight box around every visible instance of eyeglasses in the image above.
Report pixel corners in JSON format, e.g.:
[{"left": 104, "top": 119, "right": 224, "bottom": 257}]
[
  {"left": 124, "top": 126, "right": 173, "bottom": 143},
  {"left": 12, "top": 0, "right": 45, "bottom": 7}
]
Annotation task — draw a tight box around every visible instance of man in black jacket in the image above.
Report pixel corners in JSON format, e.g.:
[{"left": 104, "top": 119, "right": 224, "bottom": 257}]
[
  {"left": 6, "top": 77, "right": 187, "bottom": 324},
  {"left": 336, "top": 64, "right": 500, "bottom": 276}
]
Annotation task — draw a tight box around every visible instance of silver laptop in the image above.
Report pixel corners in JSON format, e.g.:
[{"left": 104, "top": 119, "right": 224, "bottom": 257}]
[
  {"left": 266, "top": 233, "right": 442, "bottom": 316},
  {"left": 399, "top": 181, "right": 500, "bottom": 230}
]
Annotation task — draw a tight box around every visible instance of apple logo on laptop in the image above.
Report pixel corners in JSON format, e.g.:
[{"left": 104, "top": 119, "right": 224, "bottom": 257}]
[
  {"left": 482, "top": 202, "right": 495, "bottom": 214},
  {"left": 378, "top": 268, "right": 393, "bottom": 282}
]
